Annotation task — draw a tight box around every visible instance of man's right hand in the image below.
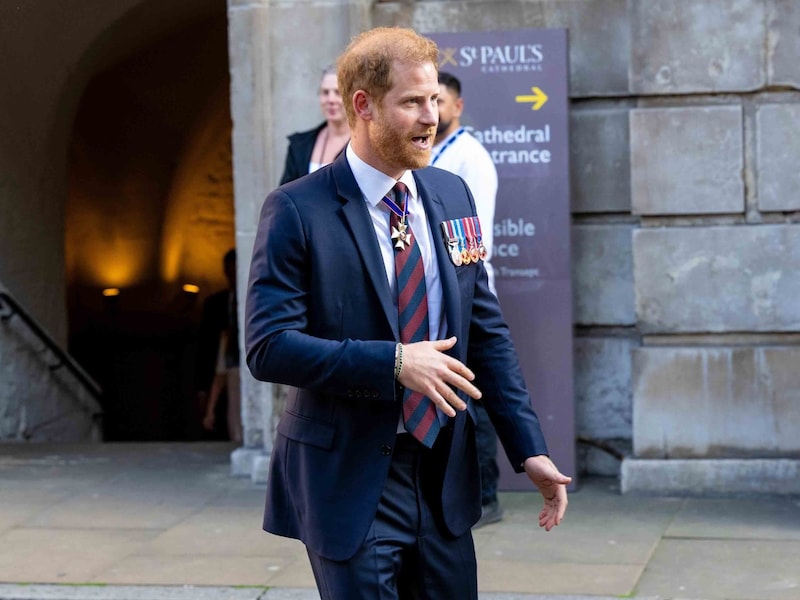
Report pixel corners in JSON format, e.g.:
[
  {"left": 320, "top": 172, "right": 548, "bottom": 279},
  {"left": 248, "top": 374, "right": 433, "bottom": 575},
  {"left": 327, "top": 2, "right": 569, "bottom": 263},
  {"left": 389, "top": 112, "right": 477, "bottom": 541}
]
[{"left": 397, "top": 336, "right": 481, "bottom": 417}]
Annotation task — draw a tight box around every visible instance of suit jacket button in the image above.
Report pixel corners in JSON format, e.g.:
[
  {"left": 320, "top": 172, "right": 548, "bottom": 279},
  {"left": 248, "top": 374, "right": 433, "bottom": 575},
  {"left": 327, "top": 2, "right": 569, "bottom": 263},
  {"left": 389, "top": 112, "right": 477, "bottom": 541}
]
[{"left": 380, "top": 444, "right": 392, "bottom": 456}]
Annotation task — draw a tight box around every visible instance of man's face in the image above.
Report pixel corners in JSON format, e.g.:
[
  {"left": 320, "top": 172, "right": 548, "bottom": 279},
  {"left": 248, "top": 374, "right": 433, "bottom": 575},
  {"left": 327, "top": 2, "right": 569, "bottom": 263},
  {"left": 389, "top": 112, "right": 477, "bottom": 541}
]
[
  {"left": 436, "top": 84, "right": 463, "bottom": 136},
  {"left": 367, "top": 61, "right": 439, "bottom": 176},
  {"left": 319, "top": 73, "right": 345, "bottom": 124}
]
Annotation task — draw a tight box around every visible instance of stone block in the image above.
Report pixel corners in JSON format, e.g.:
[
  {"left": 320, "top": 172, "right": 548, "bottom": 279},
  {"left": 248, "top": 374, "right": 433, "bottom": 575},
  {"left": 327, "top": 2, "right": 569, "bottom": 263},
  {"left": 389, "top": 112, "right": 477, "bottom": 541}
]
[
  {"left": 570, "top": 108, "right": 631, "bottom": 213},
  {"left": 767, "top": 0, "right": 800, "bottom": 89},
  {"left": 572, "top": 224, "right": 635, "bottom": 325},
  {"left": 251, "top": 454, "right": 271, "bottom": 485},
  {"left": 574, "top": 336, "right": 635, "bottom": 440},
  {"left": 630, "top": 0, "right": 765, "bottom": 94},
  {"left": 401, "top": 0, "right": 629, "bottom": 96},
  {"left": 756, "top": 104, "right": 800, "bottom": 211},
  {"left": 559, "top": 0, "right": 630, "bottom": 97},
  {"left": 632, "top": 346, "right": 800, "bottom": 458},
  {"left": 633, "top": 225, "right": 800, "bottom": 333},
  {"left": 579, "top": 443, "right": 625, "bottom": 477},
  {"left": 622, "top": 458, "right": 800, "bottom": 495},
  {"left": 630, "top": 106, "right": 744, "bottom": 215},
  {"left": 230, "top": 447, "right": 262, "bottom": 478}
]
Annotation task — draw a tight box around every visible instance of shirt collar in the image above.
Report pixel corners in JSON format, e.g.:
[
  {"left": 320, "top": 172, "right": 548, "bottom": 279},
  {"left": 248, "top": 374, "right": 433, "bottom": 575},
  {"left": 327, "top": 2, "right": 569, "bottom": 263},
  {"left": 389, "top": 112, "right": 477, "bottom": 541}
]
[{"left": 346, "top": 144, "right": 419, "bottom": 208}]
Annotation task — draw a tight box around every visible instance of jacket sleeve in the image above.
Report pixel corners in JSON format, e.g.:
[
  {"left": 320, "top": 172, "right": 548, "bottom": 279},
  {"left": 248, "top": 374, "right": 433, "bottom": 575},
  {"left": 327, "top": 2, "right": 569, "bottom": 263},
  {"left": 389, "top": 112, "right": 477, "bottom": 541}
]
[{"left": 245, "top": 189, "right": 399, "bottom": 402}]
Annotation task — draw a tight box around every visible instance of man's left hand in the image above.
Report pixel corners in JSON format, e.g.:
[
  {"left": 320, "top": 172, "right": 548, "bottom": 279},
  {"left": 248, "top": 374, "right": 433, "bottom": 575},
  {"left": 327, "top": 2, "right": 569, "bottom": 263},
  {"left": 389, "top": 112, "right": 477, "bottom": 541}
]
[{"left": 523, "top": 455, "right": 571, "bottom": 531}]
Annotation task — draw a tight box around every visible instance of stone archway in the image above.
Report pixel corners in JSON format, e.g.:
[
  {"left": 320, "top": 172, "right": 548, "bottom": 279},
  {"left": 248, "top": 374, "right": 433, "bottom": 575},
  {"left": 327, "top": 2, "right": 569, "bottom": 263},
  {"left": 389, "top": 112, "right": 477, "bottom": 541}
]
[{"left": 65, "top": 10, "right": 234, "bottom": 441}]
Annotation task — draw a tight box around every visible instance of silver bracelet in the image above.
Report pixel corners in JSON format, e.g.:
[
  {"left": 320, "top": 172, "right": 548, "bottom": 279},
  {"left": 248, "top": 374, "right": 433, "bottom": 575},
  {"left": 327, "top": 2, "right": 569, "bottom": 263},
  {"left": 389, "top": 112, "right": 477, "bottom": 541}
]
[{"left": 394, "top": 343, "right": 404, "bottom": 380}]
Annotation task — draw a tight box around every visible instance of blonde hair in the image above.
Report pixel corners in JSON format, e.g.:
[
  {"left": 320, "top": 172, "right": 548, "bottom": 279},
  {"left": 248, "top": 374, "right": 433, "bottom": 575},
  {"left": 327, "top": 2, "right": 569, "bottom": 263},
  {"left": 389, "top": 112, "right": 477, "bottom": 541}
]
[{"left": 336, "top": 27, "right": 439, "bottom": 128}]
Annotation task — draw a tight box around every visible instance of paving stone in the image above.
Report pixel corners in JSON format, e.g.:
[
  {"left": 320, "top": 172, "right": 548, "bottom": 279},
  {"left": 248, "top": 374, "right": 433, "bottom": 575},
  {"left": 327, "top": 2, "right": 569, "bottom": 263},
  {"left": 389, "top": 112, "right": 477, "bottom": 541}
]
[
  {"left": 95, "top": 556, "right": 277, "bottom": 587},
  {"left": 630, "top": 0, "right": 765, "bottom": 94},
  {"left": 478, "top": 560, "right": 642, "bottom": 596},
  {"left": 756, "top": 104, "right": 800, "bottom": 211},
  {"left": 633, "top": 225, "right": 800, "bottom": 333},
  {"left": 143, "top": 506, "right": 270, "bottom": 556},
  {"left": 0, "top": 528, "right": 158, "bottom": 583},
  {"left": 0, "top": 585, "right": 267, "bottom": 600},
  {"left": 636, "top": 538, "right": 800, "bottom": 599},
  {"left": 630, "top": 106, "right": 744, "bottom": 215},
  {"left": 668, "top": 496, "right": 800, "bottom": 540}
]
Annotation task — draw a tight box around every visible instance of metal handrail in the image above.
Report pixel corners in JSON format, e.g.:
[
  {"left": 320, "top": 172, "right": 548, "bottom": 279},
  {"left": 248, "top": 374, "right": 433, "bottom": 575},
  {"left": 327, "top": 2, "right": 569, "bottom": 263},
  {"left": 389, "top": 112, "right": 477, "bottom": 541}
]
[{"left": 0, "top": 290, "right": 104, "bottom": 406}]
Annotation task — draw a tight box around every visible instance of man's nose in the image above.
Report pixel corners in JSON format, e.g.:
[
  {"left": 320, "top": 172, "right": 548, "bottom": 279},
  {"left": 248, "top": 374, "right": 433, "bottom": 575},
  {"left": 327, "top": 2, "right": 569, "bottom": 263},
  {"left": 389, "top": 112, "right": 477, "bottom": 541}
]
[{"left": 421, "top": 101, "right": 438, "bottom": 125}]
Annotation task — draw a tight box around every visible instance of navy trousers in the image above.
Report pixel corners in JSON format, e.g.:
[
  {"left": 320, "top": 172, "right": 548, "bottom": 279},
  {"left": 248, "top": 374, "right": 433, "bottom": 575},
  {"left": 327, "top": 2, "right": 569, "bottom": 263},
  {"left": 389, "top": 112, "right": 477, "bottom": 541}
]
[{"left": 306, "top": 432, "right": 478, "bottom": 600}]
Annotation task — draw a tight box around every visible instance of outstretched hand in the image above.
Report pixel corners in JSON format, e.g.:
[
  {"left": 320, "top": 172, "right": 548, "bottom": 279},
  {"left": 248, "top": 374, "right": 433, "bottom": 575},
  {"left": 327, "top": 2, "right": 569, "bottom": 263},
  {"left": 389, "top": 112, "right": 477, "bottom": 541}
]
[{"left": 523, "top": 455, "right": 571, "bottom": 531}]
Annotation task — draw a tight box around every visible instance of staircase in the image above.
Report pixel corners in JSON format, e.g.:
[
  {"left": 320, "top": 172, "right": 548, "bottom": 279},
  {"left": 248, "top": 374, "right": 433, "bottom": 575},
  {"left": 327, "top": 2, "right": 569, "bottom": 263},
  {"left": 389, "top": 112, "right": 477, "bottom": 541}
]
[{"left": 0, "top": 287, "right": 102, "bottom": 441}]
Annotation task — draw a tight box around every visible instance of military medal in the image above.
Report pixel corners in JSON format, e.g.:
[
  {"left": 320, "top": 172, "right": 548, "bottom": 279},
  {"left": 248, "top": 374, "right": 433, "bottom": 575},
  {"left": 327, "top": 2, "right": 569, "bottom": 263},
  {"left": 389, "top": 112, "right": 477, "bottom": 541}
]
[
  {"left": 442, "top": 216, "right": 487, "bottom": 265},
  {"left": 391, "top": 220, "right": 412, "bottom": 250},
  {"left": 474, "top": 216, "right": 488, "bottom": 261},
  {"left": 465, "top": 218, "right": 481, "bottom": 263},
  {"left": 441, "top": 221, "right": 462, "bottom": 266},
  {"left": 383, "top": 187, "right": 411, "bottom": 251},
  {"left": 455, "top": 218, "right": 473, "bottom": 264},
  {"left": 449, "top": 240, "right": 463, "bottom": 266}
]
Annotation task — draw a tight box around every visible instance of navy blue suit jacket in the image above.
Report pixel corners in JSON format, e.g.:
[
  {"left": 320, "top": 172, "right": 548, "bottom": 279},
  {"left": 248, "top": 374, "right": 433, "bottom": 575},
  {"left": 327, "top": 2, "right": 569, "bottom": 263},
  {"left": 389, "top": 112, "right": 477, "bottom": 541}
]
[{"left": 245, "top": 152, "right": 548, "bottom": 561}]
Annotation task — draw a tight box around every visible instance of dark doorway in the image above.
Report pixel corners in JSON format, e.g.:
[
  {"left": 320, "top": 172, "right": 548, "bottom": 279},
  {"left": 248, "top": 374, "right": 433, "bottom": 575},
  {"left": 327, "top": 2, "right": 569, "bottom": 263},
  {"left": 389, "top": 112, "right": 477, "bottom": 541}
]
[{"left": 66, "top": 11, "right": 236, "bottom": 442}]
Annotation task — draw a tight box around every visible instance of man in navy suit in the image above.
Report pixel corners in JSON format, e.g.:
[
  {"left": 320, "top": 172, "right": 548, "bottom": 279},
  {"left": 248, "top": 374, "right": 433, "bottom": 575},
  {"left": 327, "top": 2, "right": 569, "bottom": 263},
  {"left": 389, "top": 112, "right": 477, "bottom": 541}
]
[{"left": 245, "top": 27, "right": 570, "bottom": 600}]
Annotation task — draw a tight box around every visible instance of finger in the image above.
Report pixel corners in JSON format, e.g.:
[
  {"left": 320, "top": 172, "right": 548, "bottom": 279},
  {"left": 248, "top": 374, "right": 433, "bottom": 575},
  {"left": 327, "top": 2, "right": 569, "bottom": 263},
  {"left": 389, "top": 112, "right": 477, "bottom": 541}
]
[
  {"left": 444, "top": 356, "right": 476, "bottom": 382},
  {"left": 431, "top": 336, "right": 457, "bottom": 351},
  {"left": 437, "top": 383, "right": 467, "bottom": 412},
  {"left": 442, "top": 372, "right": 481, "bottom": 401},
  {"left": 427, "top": 388, "right": 458, "bottom": 417}
]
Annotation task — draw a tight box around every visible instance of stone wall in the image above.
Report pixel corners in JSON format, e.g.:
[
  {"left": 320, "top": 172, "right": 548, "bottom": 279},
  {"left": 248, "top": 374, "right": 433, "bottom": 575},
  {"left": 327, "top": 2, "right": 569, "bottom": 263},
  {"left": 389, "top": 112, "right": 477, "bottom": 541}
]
[
  {"left": 228, "top": 0, "right": 800, "bottom": 490},
  {"left": 0, "top": 284, "right": 102, "bottom": 442}
]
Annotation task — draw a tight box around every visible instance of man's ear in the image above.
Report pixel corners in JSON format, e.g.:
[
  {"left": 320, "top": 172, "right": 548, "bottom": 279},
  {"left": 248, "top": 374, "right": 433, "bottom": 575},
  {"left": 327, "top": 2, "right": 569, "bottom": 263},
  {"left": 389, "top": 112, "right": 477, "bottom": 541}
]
[
  {"left": 454, "top": 97, "right": 464, "bottom": 118},
  {"left": 353, "top": 90, "right": 373, "bottom": 121}
]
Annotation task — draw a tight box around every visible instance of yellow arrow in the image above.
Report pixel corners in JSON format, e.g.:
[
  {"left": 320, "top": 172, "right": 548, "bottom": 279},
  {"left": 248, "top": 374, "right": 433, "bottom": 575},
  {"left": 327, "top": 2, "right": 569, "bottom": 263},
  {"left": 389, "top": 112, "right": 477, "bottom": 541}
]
[{"left": 515, "top": 86, "right": 548, "bottom": 110}]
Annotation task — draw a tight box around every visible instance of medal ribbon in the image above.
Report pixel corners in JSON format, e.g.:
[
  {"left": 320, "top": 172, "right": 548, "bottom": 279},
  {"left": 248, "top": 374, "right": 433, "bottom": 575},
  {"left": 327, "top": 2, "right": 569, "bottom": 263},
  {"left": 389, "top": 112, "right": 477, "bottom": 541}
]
[
  {"left": 473, "top": 216, "right": 483, "bottom": 245},
  {"left": 382, "top": 187, "right": 408, "bottom": 221}
]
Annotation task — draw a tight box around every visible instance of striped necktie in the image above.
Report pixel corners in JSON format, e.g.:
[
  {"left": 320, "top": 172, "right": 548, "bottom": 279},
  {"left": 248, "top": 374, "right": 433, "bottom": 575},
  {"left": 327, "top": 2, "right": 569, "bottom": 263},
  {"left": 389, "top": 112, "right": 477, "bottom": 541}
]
[{"left": 385, "top": 182, "right": 440, "bottom": 448}]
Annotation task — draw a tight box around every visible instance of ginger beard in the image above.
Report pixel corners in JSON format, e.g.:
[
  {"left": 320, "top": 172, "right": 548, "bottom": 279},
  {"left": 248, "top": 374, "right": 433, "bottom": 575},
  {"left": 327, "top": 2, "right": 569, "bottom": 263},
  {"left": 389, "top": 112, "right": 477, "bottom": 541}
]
[{"left": 369, "top": 102, "right": 435, "bottom": 172}]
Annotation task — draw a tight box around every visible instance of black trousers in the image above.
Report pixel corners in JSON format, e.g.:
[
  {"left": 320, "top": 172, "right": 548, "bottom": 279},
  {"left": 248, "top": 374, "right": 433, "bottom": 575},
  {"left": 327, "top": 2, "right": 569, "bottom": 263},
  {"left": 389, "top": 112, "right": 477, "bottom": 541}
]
[
  {"left": 474, "top": 401, "right": 499, "bottom": 506},
  {"left": 306, "top": 433, "right": 478, "bottom": 600}
]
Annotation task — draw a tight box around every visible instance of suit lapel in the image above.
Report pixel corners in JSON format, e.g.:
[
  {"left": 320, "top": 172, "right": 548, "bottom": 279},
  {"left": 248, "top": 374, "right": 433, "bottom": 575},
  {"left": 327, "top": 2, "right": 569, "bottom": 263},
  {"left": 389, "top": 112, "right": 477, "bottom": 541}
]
[
  {"left": 332, "top": 154, "right": 399, "bottom": 340},
  {"left": 415, "top": 172, "right": 462, "bottom": 346}
]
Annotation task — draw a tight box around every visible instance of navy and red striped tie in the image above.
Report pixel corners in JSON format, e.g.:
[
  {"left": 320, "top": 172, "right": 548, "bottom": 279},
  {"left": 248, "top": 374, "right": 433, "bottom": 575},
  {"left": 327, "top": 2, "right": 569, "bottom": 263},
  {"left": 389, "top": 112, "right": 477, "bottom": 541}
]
[{"left": 386, "top": 182, "right": 440, "bottom": 448}]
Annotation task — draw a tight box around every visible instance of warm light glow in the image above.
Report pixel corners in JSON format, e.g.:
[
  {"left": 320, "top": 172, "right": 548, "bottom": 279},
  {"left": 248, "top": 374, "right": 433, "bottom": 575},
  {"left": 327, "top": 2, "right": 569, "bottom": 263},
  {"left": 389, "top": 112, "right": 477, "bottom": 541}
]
[
  {"left": 182, "top": 284, "right": 200, "bottom": 294},
  {"left": 160, "top": 86, "right": 234, "bottom": 287},
  {"left": 102, "top": 288, "right": 120, "bottom": 297}
]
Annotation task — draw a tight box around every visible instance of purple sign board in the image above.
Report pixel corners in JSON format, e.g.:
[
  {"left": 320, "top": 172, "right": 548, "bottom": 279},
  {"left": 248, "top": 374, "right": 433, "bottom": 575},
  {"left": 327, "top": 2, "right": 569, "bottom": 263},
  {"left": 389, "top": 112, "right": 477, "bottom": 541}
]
[{"left": 428, "top": 30, "right": 576, "bottom": 490}]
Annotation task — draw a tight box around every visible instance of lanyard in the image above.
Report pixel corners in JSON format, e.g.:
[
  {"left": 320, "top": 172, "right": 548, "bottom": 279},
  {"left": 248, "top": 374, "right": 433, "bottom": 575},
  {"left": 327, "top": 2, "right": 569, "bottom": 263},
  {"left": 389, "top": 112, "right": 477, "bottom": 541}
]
[{"left": 430, "top": 127, "right": 465, "bottom": 165}]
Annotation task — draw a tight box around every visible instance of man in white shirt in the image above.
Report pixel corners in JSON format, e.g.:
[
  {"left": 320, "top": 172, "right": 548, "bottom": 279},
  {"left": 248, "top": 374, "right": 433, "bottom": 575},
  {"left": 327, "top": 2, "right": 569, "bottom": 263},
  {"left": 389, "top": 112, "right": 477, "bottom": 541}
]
[
  {"left": 431, "top": 72, "right": 499, "bottom": 295},
  {"left": 431, "top": 72, "right": 503, "bottom": 528}
]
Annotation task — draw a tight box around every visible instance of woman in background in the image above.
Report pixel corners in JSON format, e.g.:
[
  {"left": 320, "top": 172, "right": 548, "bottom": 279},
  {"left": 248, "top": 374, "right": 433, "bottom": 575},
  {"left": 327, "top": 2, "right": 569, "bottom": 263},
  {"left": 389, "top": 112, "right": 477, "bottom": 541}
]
[{"left": 279, "top": 66, "right": 350, "bottom": 185}]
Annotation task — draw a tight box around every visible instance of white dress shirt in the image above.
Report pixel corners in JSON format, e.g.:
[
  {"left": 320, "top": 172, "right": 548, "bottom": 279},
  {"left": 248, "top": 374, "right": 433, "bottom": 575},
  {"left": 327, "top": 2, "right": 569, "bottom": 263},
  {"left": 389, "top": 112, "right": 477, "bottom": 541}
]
[{"left": 346, "top": 144, "right": 446, "bottom": 342}]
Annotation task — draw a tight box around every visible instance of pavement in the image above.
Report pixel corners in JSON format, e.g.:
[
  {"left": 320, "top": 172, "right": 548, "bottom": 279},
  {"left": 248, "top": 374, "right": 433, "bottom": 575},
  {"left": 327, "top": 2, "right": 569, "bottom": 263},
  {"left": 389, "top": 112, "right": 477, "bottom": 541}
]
[{"left": 0, "top": 443, "right": 799, "bottom": 600}]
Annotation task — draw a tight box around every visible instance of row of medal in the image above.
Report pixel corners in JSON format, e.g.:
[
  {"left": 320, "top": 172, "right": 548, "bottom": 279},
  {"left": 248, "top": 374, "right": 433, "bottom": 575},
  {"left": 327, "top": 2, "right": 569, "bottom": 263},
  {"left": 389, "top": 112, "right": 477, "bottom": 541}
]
[{"left": 440, "top": 216, "right": 488, "bottom": 266}]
